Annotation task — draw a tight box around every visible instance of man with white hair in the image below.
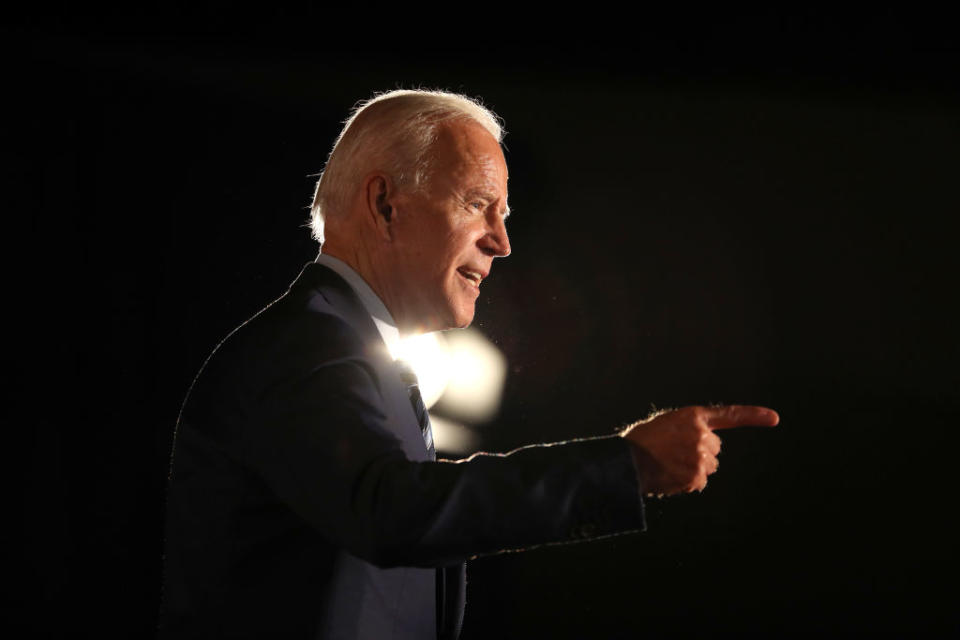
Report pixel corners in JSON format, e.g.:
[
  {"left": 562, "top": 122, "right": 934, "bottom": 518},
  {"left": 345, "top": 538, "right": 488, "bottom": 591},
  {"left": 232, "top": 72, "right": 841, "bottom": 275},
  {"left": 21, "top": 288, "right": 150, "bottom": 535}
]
[{"left": 159, "top": 89, "right": 778, "bottom": 639}]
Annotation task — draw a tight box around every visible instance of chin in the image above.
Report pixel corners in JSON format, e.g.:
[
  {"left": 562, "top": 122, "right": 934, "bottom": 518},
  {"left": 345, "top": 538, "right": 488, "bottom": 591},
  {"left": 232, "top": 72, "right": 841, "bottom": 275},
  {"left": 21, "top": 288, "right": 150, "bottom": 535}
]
[
  {"left": 410, "top": 311, "right": 472, "bottom": 334},
  {"left": 452, "top": 305, "right": 476, "bottom": 329},
  {"left": 413, "top": 296, "right": 475, "bottom": 333},
  {"left": 433, "top": 309, "right": 474, "bottom": 332},
  {"left": 432, "top": 315, "right": 472, "bottom": 332}
]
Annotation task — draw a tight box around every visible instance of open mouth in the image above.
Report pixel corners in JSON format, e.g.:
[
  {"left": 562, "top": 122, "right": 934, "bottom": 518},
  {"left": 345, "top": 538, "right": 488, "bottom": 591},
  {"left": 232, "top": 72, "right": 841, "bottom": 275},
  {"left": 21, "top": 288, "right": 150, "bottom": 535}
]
[{"left": 457, "top": 268, "right": 483, "bottom": 287}]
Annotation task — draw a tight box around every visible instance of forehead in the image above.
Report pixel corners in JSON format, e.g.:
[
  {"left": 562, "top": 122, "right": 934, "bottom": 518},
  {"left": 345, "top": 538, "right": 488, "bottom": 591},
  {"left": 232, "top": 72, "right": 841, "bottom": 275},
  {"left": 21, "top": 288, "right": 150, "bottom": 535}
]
[{"left": 429, "top": 120, "right": 508, "bottom": 190}]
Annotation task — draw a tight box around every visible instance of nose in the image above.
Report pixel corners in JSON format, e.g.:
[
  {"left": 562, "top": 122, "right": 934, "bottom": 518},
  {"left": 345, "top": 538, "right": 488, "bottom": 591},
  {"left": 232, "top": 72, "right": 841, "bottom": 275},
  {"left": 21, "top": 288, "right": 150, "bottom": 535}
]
[{"left": 481, "top": 211, "right": 511, "bottom": 258}]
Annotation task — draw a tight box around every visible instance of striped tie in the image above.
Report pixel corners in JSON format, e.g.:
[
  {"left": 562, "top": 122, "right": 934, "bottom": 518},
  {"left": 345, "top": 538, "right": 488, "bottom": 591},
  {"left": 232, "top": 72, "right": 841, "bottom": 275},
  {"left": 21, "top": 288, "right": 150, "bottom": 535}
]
[{"left": 396, "top": 359, "right": 435, "bottom": 460}]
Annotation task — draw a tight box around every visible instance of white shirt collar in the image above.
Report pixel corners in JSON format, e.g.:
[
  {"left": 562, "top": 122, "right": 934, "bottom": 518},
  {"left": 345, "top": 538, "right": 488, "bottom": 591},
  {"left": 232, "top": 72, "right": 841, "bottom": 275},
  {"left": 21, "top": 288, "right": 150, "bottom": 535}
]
[{"left": 314, "top": 253, "right": 401, "bottom": 358}]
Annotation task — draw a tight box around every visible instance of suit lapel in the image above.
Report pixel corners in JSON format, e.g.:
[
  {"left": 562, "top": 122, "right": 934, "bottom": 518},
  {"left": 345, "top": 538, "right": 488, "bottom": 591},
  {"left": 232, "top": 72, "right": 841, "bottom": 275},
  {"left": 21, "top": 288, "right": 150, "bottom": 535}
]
[{"left": 290, "top": 262, "right": 431, "bottom": 462}]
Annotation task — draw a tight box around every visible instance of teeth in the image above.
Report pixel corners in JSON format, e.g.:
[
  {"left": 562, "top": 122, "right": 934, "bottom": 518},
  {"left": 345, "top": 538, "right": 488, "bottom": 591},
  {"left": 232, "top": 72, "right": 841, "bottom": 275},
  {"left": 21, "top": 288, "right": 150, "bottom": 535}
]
[{"left": 461, "top": 270, "right": 482, "bottom": 283}]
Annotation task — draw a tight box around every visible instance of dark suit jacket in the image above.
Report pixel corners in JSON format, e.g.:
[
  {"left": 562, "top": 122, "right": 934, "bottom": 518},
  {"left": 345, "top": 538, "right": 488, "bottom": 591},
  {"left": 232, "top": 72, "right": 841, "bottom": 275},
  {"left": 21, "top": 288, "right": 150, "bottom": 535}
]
[{"left": 159, "top": 262, "right": 646, "bottom": 639}]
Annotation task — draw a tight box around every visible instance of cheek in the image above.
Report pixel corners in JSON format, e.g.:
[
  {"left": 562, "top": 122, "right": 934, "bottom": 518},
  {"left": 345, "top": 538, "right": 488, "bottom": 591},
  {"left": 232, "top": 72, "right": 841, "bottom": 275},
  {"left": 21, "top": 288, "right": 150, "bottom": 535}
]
[
  {"left": 428, "top": 230, "right": 472, "bottom": 274},
  {"left": 447, "top": 227, "right": 481, "bottom": 258}
]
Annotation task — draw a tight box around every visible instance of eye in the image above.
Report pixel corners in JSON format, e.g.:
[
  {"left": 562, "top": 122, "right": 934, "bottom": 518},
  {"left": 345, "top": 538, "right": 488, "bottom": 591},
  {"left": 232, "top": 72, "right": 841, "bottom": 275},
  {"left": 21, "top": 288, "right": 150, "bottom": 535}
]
[{"left": 469, "top": 201, "right": 484, "bottom": 211}]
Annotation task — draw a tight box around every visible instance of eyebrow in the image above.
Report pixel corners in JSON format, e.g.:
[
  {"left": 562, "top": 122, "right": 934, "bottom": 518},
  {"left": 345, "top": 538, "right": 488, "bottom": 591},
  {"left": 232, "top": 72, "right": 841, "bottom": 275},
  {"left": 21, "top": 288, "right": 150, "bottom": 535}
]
[{"left": 465, "top": 188, "right": 510, "bottom": 219}]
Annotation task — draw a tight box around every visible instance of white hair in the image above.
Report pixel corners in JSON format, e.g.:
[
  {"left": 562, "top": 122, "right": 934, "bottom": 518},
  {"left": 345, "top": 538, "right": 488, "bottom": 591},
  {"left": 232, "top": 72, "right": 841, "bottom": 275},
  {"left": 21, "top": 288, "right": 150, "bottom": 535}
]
[{"left": 308, "top": 89, "right": 504, "bottom": 242}]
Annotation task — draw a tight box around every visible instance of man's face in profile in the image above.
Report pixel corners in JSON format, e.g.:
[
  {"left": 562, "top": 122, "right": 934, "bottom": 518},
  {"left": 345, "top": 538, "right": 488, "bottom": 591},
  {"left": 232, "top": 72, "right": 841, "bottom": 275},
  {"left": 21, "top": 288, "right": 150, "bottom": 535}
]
[{"left": 388, "top": 120, "right": 511, "bottom": 333}]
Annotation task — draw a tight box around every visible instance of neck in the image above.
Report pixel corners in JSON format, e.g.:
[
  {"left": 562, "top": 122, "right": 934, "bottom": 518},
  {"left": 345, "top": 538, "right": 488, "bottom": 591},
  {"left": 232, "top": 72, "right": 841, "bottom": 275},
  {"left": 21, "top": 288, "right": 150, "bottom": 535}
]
[
  {"left": 320, "top": 241, "right": 414, "bottom": 335},
  {"left": 319, "top": 244, "right": 379, "bottom": 295}
]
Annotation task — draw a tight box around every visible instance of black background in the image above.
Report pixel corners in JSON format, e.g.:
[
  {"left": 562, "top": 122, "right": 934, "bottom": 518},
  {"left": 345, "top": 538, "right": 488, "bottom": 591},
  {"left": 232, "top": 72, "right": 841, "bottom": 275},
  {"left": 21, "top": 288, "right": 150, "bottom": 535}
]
[{"left": 13, "top": 7, "right": 959, "bottom": 638}]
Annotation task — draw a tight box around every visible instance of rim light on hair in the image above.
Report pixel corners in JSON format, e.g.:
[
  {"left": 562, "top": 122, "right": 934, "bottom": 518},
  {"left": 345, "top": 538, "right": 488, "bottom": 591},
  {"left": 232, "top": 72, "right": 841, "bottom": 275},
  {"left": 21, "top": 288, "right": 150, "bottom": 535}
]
[{"left": 309, "top": 89, "right": 505, "bottom": 243}]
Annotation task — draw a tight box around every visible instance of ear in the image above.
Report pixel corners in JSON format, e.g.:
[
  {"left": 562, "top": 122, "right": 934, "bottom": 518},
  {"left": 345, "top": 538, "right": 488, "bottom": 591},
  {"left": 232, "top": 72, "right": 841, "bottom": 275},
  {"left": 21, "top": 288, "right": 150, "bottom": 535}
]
[{"left": 364, "top": 173, "right": 396, "bottom": 242}]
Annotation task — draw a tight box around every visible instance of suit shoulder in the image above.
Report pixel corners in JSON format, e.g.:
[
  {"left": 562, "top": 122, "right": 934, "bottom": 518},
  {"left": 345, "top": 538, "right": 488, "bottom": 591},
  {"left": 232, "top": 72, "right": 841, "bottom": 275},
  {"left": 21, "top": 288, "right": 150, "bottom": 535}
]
[
  {"left": 244, "top": 287, "right": 370, "bottom": 360},
  {"left": 186, "top": 286, "right": 382, "bottom": 411}
]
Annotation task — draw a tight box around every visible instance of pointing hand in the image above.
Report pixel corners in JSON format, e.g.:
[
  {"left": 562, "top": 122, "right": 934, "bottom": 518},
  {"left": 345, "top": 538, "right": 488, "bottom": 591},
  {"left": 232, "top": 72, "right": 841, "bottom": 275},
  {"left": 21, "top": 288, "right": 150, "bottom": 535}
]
[{"left": 621, "top": 405, "right": 779, "bottom": 497}]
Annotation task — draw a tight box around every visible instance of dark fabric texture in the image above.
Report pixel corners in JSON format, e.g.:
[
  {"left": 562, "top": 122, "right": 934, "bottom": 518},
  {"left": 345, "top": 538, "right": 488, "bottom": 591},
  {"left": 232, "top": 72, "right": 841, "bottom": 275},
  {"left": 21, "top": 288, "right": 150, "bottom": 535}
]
[{"left": 159, "top": 262, "right": 646, "bottom": 639}]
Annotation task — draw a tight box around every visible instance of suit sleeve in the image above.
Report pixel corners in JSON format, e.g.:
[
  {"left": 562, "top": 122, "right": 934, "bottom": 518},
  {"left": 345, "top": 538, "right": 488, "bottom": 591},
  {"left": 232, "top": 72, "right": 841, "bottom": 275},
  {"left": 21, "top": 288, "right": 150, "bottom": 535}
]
[{"left": 231, "top": 354, "right": 646, "bottom": 569}]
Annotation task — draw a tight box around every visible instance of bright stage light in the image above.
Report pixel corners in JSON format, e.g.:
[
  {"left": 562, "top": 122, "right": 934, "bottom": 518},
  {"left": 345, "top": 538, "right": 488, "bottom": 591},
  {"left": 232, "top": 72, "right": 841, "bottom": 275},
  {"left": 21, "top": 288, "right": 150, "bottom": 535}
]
[
  {"left": 392, "top": 327, "right": 508, "bottom": 423},
  {"left": 436, "top": 328, "right": 508, "bottom": 423},
  {"left": 391, "top": 332, "right": 451, "bottom": 408},
  {"left": 427, "top": 414, "right": 481, "bottom": 455}
]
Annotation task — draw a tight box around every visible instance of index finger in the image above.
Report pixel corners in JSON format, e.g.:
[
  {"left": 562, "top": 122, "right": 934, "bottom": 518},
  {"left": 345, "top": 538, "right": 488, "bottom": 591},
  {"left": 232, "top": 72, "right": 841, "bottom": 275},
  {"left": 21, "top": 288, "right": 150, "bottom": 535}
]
[{"left": 705, "top": 405, "right": 780, "bottom": 430}]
